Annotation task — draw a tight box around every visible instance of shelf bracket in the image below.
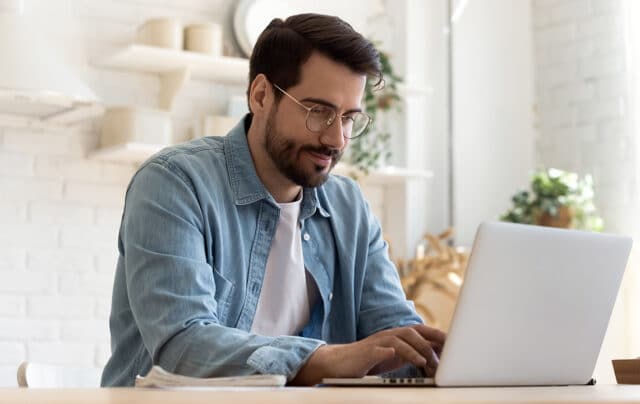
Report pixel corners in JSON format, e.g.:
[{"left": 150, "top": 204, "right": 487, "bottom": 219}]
[{"left": 159, "top": 67, "right": 191, "bottom": 110}]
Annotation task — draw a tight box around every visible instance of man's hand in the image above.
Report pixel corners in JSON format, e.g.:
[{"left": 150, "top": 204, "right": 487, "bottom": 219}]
[{"left": 291, "top": 324, "right": 446, "bottom": 386}]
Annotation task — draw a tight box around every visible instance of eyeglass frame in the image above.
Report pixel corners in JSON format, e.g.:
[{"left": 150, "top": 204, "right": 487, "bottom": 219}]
[{"left": 271, "top": 83, "right": 372, "bottom": 140}]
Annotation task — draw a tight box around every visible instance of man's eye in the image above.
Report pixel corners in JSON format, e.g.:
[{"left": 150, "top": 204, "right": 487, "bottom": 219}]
[
  {"left": 309, "top": 107, "right": 334, "bottom": 119},
  {"left": 310, "top": 106, "right": 331, "bottom": 113}
]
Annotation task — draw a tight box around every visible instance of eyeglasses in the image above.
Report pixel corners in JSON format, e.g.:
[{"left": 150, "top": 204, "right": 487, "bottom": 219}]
[{"left": 272, "top": 83, "right": 372, "bottom": 139}]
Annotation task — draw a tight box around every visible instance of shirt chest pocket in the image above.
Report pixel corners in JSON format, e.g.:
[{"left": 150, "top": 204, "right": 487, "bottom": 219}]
[{"left": 211, "top": 268, "right": 235, "bottom": 323}]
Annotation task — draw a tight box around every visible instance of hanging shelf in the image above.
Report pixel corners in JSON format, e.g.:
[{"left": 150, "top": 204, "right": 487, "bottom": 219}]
[{"left": 94, "top": 44, "right": 249, "bottom": 109}]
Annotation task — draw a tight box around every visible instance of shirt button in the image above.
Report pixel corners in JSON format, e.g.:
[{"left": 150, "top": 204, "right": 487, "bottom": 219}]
[
  {"left": 329, "top": 292, "right": 333, "bottom": 301},
  {"left": 303, "top": 233, "right": 311, "bottom": 241}
]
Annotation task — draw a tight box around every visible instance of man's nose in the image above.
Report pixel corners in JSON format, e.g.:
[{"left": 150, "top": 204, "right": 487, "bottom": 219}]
[{"left": 319, "top": 117, "right": 347, "bottom": 150}]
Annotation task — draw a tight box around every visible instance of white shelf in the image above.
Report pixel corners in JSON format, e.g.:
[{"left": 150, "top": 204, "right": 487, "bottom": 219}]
[
  {"left": 44, "top": 103, "right": 105, "bottom": 125},
  {"left": 0, "top": 90, "right": 103, "bottom": 129},
  {"left": 89, "top": 142, "right": 165, "bottom": 163},
  {"left": 97, "top": 45, "right": 249, "bottom": 84},
  {"left": 94, "top": 45, "right": 249, "bottom": 109}
]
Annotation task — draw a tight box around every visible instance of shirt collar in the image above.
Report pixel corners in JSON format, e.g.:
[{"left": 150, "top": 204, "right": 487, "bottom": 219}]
[{"left": 224, "top": 114, "right": 331, "bottom": 219}]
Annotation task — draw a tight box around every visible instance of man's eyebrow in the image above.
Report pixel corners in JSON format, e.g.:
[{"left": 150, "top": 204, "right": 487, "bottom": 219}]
[{"left": 300, "top": 97, "right": 362, "bottom": 114}]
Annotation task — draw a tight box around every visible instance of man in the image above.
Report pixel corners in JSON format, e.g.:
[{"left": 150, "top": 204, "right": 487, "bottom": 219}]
[{"left": 101, "top": 13, "right": 445, "bottom": 387}]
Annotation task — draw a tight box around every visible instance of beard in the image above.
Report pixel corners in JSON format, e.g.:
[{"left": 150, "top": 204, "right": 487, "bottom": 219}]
[{"left": 264, "top": 109, "right": 342, "bottom": 188}]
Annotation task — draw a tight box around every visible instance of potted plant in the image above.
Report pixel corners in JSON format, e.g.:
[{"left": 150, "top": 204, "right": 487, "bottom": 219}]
[
  {"left": 500, "top": 168, "right": 604, "bottom": 231},
  {"left": 346, "top": 47, "right": 402, "bottom": 176}
]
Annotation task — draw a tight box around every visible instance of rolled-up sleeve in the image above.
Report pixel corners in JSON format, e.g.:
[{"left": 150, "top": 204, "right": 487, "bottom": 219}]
[{"left": 122, "top": 161, "right": 324, "bottom": 380}]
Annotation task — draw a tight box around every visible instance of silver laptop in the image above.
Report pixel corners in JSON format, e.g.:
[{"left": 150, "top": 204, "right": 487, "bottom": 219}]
[{"left": 323, "top": 222, "right": 633, "bottom": 387}]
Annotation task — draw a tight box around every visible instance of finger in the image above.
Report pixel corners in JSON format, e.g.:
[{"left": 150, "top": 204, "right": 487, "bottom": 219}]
[
  {"left": 411, "top": 324, "right": 447, "bottom": 346},
  {"left": 385, "top": 336, "right": 428, "bottom": 368},
  {"left": 433, "top": 342, "right": 443, "bottom": 356},
  {"left": 372, "top": 346, "right": 396, "bottom": 363},
  {"left": 395, "top": 328, "right": 440, "bottom": 369},
  {"left": 423, "top": 365, "right": 436, "bottom": 378},
  {"left": 365, "top": 346, "right": 396, "bottom": 372}
]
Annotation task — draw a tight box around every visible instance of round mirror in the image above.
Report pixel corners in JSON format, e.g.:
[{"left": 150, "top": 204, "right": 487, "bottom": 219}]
[{"left": 233, "top": 0, "right": 304, "bottom": 57}]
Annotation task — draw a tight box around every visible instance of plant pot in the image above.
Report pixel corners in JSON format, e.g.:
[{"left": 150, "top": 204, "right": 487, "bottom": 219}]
[{"left": 536, "top": 206, "right": 574, "bottom": 228}]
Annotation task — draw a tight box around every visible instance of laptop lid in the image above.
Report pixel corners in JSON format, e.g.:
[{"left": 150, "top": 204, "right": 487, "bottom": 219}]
[{"left": 435, "top": 222, "right": 632, "bottom": 387}]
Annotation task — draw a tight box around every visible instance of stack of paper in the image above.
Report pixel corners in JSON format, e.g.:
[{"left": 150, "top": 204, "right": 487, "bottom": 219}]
[{"left": 135, "top": 366, "right": 287, "bottom": 388}]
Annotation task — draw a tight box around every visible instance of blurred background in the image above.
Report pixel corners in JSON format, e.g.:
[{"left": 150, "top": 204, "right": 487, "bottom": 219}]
[{"left": 0, "top": 0, "right": 638, "bottom": 386}]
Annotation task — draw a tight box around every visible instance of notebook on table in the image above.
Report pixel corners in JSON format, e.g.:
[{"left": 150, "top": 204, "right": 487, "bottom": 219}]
[{"left": 136, "top": 366, "right": 286, "bottom": 388}]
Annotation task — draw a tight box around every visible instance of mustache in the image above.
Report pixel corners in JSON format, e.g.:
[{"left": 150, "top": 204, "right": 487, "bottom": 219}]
[{"left": 300, "top": 145, "right": 342, "bottom": 159}]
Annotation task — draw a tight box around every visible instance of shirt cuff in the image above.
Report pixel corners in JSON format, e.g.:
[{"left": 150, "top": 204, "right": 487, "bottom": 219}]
[{"left": 246, "top": 336, "right": 326, "bottom": 380}]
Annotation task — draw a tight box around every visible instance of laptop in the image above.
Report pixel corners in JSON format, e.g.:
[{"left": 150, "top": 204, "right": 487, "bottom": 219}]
[{"left": 323, "top": 222, "right": 633, "bottom": 387}]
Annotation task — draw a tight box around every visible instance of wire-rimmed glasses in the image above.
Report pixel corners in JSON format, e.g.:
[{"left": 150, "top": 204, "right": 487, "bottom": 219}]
[{"left": 272, "top": 83, "right": 372, "bottom": 139}]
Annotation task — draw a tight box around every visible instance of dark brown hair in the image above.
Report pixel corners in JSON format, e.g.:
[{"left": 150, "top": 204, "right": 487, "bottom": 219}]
[{"left": 247, "top": 13, "right": 382, "bottom": 112}]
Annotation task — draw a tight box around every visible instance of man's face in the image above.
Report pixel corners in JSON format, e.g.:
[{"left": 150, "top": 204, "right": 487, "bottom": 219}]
[{"left": 263, "top": 52, "right": 366, "bottom": 188}]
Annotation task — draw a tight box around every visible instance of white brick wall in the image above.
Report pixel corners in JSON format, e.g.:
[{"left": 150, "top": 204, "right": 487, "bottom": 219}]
[
  {"left": 27, "top": 296, "right": 95, "bottom": 319},
  {"left": 28, "top": 342, "right": 95, "bottom": 367},
  {"left": 532, "top": 0, "right": 635, "bottom": 235},
  {"left": 0, "top": 320, "right": 59, "bottom": 340},
  {"left": 0, "top": 297, "right": 26, "bottom": 317},
  {"left": 0, "top": 0, "right": 391, "bottom": 387},
  {"left": 532, "top": 0, "right": 638, "bottom": 383},
  {"left": 0, "top": 0, "right": 192, "bottom": 386}
]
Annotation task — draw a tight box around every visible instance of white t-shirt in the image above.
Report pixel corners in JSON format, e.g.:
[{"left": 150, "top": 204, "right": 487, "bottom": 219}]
[{"left": 251, "top": 196, "right": 316, "bottom": 336}]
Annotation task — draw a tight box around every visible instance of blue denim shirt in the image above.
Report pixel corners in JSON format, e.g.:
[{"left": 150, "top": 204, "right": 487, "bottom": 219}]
[{"left": 101, "top": 115, "right": 422, "bottom": 386}]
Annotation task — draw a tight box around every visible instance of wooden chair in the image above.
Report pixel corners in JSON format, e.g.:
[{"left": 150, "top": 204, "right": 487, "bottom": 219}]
[{"left": 16, "top": 362, "right": 103, "bottom": 388}]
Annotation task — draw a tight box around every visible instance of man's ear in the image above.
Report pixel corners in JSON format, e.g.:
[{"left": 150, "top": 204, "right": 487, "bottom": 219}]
[{"left": 248, "top": 74, "right": 272, "bottom": 116}]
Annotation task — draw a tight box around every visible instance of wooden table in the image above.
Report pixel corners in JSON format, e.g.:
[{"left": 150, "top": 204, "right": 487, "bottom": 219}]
[{"left": 2, "top": 385, "right": 640, "bottom": 404}]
